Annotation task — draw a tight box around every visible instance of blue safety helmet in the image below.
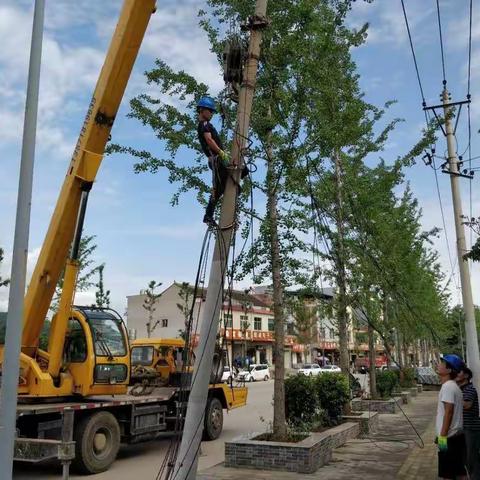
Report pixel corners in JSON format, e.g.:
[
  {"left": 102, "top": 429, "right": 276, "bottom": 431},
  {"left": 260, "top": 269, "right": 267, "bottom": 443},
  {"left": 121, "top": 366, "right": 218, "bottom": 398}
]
[
  {"left": 197, "top": 96, "right": 217, "bottom": 113},
  {"left": 441, "top": 354, "right": 465, "bottom": 372}
]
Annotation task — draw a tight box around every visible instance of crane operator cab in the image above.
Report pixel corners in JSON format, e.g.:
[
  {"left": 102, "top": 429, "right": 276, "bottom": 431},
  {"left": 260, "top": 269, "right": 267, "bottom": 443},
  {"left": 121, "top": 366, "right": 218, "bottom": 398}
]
[
  {"left": 15, "top": 307, "right": 130, "bottom": 398},
  {"left": 63, "top": 307, "right": 130, "bottom": 396}
]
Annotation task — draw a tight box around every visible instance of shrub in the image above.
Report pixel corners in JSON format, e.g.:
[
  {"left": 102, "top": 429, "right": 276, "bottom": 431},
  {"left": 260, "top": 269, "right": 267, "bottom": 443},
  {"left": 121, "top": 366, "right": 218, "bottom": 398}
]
[
  {"left": 400, "top": 367, "right": 416, "bottom": 388},
  {"left": 376, "top": 370, "right": 399, "bottom": 399},
  {"left": 285, "top": 374, "right": 322, "bottom": 429},
  {"left": 314, "top": 373, "right": 350, "bottom": 425}
]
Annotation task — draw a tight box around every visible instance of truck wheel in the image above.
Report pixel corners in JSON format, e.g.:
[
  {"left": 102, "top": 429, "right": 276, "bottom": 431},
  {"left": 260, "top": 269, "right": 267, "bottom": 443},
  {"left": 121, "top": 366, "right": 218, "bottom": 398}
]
[
  {"left": 203, "top": 397, "right": 223, "bottom": 441},
  {"left": 73, "top": 411, "right": 121, "bottom": 474}
]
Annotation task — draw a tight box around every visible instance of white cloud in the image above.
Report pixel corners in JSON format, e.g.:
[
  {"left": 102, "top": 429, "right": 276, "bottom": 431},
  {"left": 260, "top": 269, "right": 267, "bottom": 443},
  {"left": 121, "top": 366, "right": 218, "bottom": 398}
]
[
  {"left": 0, "top": 4, "right": 105, "bottom": 158},
  {"left": 349, "top": 1, "right": 435, "bottom": 49},
  {"left": 141, "top": 1, "right": 223, "bottom": 93}
]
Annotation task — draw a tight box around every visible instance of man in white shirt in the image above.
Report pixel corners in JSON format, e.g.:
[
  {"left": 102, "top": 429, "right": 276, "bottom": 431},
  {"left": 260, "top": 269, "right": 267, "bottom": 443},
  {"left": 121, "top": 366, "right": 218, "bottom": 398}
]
[{"left": 436, "top": 354, "right": 467, "bottom": 480}]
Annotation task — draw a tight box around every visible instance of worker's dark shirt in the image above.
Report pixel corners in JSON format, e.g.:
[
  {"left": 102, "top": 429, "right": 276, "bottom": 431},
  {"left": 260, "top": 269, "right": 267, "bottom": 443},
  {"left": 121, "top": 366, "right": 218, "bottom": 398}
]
[
  {"left": 197, "top": 120, "right": 223, "bottom": 157},
  {"left": 461, "top": 382, "right": 480, "bottom": 431}
]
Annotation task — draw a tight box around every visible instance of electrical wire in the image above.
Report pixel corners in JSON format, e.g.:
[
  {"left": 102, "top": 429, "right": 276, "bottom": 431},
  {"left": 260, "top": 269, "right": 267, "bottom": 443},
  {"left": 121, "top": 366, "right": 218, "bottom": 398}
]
[
  {"left": 399, "top": 3, "right": 459, "bottom": 293},
  {"left": 467, "top": 0, "right": 474, "bottom": 254},
  {"left": 400, "top": 0, "right": 427, "bottom": 105},
  {"left": 432, "top": 157, "right": 459, "bottom": 290},
  {"left": 435, "top": 0, "right": 447, "bottom": 85}
]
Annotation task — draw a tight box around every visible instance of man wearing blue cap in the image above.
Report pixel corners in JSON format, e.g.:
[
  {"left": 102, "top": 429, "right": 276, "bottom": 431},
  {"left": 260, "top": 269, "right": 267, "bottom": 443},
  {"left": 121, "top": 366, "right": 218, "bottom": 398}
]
[
  {"left": 196, "top": 96, "right": 248, "bottom": 224},
  {"left": 436, "top": 354, "right": 467, "bottom": 479},
  {"left": 196, "top": 96, "right": 230, "bottom": 225}
]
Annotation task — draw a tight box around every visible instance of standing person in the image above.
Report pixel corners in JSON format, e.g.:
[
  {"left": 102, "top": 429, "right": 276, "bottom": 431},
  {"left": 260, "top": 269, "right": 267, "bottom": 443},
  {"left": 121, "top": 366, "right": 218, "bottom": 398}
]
[
  {"left": 457, "top": 366, "right": 480, "bottom": 479},
  {"left": 436, "top": 354, "right": 467, "bottom": 480}
]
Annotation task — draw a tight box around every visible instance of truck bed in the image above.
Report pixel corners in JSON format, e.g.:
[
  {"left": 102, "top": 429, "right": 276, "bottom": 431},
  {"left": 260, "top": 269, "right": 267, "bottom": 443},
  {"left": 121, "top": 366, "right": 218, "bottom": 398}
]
[{"left": 15, "top": 387, "right": 178, "bottom": 417}]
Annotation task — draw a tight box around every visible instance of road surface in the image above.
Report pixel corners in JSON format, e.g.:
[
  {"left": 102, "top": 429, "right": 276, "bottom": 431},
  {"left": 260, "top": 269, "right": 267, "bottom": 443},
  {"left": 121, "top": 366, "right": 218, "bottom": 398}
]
[{"left": 13, "top": 380, "right": 274, "bottom": 479}]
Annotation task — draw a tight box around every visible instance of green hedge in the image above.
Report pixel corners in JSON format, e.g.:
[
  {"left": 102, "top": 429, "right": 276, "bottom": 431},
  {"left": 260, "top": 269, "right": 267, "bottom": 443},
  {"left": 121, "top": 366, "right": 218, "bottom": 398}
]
[
  {"left": 376, "top": 370, "right": 399, "bottom": 399},
  {"left": 400, "top": 367, "right": 416, "bottom": 388},
  {"left": 285, "top": 373, "right": 350, "bottom": 429},
  {"left": 314, "top": 373, "right": 350, "bottom": 424},
  {"left": 285, "top": 374, "right": 322, "bottom": 428}
]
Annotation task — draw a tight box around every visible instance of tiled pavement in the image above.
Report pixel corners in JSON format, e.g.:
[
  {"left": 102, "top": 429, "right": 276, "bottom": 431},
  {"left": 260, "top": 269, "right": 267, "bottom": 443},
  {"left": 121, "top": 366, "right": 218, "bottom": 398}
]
[{"left": 198, "top": 391, "right": 438, "bottom": 480}]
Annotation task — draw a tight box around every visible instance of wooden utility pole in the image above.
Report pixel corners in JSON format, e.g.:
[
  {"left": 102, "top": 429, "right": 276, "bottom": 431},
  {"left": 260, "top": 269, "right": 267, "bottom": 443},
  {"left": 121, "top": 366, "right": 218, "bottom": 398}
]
[
  {"left": 442, "top": 87, "right": 480, "bottom": 392},
  {"left": 333, "top": 151, "right": 350, "bottom": 376},
  {"left": 172, "top": 2, "right": 268, "bottom": 478}
]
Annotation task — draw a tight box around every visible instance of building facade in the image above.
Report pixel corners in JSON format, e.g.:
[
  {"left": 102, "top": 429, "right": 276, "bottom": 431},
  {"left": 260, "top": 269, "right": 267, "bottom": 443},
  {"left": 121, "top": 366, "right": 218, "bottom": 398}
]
[
  {"left": 126, "top": 282, "right": 389, "bottom": 371},
  {"left": 126, "top": 282, "right": 308, "bottom": 369}
]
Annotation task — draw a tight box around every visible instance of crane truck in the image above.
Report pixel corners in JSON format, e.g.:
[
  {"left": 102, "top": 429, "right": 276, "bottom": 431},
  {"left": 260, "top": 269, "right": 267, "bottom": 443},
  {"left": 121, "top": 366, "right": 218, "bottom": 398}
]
[{"left": 0, "top": 0, "right": 247, "bottom": 475}]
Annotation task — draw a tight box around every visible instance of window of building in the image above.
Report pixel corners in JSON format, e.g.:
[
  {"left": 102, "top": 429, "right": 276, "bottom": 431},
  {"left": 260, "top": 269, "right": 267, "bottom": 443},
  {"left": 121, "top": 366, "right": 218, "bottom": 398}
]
[
  {"left": 268, "top": 318, "right": 274, "bottom": 332},
  {"left": 286, "top": 323, "right": 295, "bottom": 335},
  {"left": 161, "top": 318, "right": 168, "bottom": 328},
  {"left": 254, "top": 317, "right": 262, "bottom": 331},
  {"left": 329, "top": 328, "right": 335, "bottom": 339},
  {"left": 224, "top": 313, "right": 233, "bottom": 328},
  {"left": 319, "top": 327, "right": 326, "bottom": 339}
]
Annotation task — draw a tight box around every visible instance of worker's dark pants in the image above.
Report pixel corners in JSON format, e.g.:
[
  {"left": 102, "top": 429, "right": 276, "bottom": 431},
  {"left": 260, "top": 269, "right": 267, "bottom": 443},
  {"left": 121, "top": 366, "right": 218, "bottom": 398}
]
[
  {"left": 205, "top": 156, "right": 228, "bottom": 219},
  {"left": 465, "top": 429, "right": 480, "bottom": 480}
]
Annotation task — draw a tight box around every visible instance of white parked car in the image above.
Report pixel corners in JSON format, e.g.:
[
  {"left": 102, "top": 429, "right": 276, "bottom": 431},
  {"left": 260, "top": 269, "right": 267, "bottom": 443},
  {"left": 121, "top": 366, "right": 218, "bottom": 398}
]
[
  {"left": 237, "top": 364, "right": 270, "bottom": 382},
  {"left": 320, "top": 364, "right": 342, "bottom": 373},
  {"left": 221, "top": 365, "right": 234, "bottom": 383},
  {"left": 298, "top": 363, "right": 322, "bottom": 376}
]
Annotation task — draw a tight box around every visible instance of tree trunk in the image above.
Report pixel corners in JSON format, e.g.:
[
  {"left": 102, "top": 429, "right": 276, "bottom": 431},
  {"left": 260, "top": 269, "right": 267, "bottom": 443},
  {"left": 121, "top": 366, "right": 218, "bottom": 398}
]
[
  {"left": 333, "top": 152, "right": 350, "bottom": 376},
  {"left": 381, "top": 293, "right": 394, "bottom": 367},
  {"left": 402, "top": 341, "right": 409, "bottom": 367},
  {"left": 266, "top": 126, "right": 286, "bottom": 439},
  {"left": 147, "top": 314, "right": 152, "bottom": 338},
  {"left": 368, "top": 319, "right": 377, "bottom": 398},
  {"left": 396, "top": 330, "right": 404, "bottom": 368}
]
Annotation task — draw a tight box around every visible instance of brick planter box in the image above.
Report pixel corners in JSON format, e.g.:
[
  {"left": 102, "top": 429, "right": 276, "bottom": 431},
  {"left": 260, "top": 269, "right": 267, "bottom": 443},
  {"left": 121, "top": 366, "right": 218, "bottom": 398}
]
[
  {"left": 351, "top": 398, "right": 399, "bottom": 414},
  {"left": 225, "top": 422, "right": 360, "bottom": 473},
  {"left": 393, "top": 390, "right": 412, "bottom": 404},
  {"left": 343, "top": 411, "right": 379, "bottom": 436}
]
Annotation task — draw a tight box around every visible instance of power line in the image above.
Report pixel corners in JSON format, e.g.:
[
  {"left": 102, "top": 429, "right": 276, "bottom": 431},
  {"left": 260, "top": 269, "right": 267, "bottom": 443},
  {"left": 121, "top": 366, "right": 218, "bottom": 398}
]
[
  {"left": 400, "top": 0, "right": 427, "bottom": 105},
  {"left": 468, "top": 0, "right": 473, "bottom": 97},
  {"left": 467, "top": 0, "right": 473, "bottom": 251},
  {"left": 432, "top": 157, "right": 459, "bottom": 289},
  {"left": 435, "top": 0, "right": 447, "bottom": 85}
]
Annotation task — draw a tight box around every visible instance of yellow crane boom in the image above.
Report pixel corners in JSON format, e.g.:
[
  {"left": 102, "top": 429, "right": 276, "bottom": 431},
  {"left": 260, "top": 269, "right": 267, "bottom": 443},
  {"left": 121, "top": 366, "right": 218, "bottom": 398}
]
[{"left": 21, "top": 0, "right": 156, "bottom": 351}]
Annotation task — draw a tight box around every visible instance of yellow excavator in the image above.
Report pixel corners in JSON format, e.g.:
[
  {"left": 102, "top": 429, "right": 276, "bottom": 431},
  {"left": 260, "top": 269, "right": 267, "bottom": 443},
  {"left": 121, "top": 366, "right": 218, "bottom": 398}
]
[{"left": 0, "top": 1, "right": 247, "bottom": 474}]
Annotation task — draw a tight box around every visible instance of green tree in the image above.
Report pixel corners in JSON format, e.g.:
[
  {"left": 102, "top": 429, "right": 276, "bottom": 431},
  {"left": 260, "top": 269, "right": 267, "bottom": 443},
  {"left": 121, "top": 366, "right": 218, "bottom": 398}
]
[
  {"left": 291, "top": 301, "right": 317, "bottom": 347},
  {"left": 94, "top": 265, "right": 111, "bottom": 308},
  {"left": 110, "top": 0, "right": 429, "bottom": 439},
  {"left": 143, "top": 280, "right": 162, "bottom": 338},
  {"left": 0, "top": 248, "right": 9, "bottom": 288},
  {"left": 176, "top": 281, "right": 193, "bottom": 338}
]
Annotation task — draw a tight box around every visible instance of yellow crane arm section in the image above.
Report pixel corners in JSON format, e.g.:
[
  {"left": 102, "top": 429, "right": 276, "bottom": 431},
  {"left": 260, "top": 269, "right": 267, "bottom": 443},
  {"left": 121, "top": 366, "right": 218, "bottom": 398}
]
[{"left": 22, "top": 0, "right": 156, "bottom": 350}]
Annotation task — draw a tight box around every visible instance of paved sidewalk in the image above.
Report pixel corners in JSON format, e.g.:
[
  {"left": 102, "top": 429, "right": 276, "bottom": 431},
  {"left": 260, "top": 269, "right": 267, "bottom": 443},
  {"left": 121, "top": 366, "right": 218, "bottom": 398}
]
[{"left": 198, "top": 391, "right": 438, "bottom": 480}]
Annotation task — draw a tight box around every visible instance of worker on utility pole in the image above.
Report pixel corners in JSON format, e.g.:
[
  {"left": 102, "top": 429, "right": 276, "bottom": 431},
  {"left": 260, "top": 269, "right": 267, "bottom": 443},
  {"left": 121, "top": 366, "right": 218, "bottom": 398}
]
[
  {"left": 197, "top": 96, "right": 229, "bottom": 224},
  {"left": 197, "top": 96, "right": 247, "bottom": 224}
]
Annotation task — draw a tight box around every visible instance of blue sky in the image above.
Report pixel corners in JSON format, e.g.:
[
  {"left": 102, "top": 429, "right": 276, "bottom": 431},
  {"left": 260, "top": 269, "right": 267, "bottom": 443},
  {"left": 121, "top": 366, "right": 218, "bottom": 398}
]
[{"left": 0, "top": 0, "right": 479, "bottom": 316}]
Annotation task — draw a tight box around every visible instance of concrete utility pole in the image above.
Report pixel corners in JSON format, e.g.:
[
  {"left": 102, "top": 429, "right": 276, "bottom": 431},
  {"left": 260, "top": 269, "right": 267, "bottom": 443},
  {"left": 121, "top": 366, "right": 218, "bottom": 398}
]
[
  {"left": 172, "top": 2, "right": 268, "bottom": 479},
  {"left": 442, "top": 87, "right": 480, "bottom": 392},
  {"left": 0, "top": 1, "right": 45, "bottom": 476}
]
